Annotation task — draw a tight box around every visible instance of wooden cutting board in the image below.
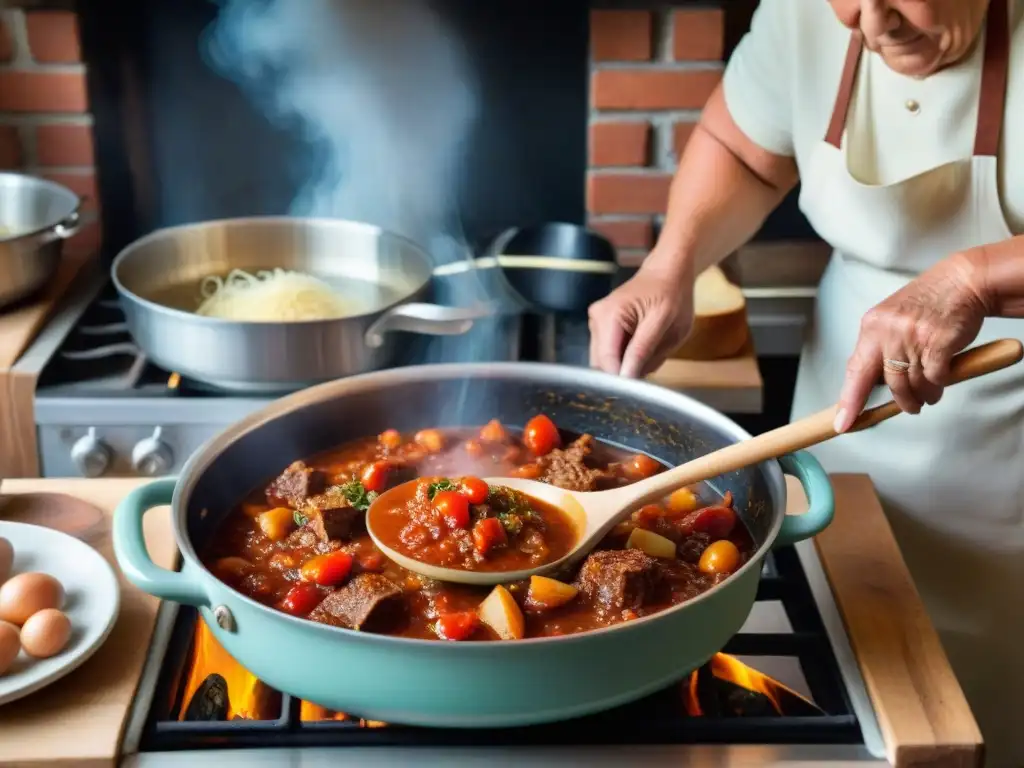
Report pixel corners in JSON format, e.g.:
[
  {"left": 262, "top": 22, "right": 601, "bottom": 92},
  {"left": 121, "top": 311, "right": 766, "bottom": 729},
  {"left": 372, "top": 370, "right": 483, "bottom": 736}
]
[
  {"left": 0, "top": 478, "right": 176, "bottom": 767},
  {"left": 646, "top": 339, "right": 763, "bottom": 414}
]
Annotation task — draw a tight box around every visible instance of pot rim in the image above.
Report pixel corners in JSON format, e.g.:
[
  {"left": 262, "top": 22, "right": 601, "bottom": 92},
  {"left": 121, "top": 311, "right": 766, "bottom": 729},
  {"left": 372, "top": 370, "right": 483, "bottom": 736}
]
[
  {"left": 174, "top": 361, "right": 788, "bottom": 648},
  {"left": 110, "top": 215, "right": 434, "bottom": 327},
  {"left": 0, "top": 171, "right": 82, "bottom": 244}
]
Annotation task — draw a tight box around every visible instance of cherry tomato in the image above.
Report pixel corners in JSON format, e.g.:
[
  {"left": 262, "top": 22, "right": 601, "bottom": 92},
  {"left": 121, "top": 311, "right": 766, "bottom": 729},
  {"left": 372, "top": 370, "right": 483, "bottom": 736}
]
[
  {"left": 435, "top": 611, "right": 480, "bottom": 641},
  {"left": 479, "top": 419, "right": 508, "bottom": 443},
  {"left": 358, "top": 550, "right": 385, "bottom": 572},
  {"left": 280, "top": 583, "right": 323, "bottom": 616},
  {"left": 472, "top": 517, "right": 507, "bottom": 556},
  {"left": 414, "top": 429, "right": 445, "bottom": 453},
  {"left": 633, "top": 504, "right": 668, "bottom": 526},
  {"left": 626, "top": 453, "right": 661, "bottom": 479},
  {"left": 680, "top": 506, "right": 737, "bottom": 539},
  {"left": 512, "top": 463, "right": 542, "bottom": 479},
  {"left": 459, "top": 476, "right": 489, "bottom": 505},
  {"left": 360, "top": 460, "right": 391, "bottom": 492},
  {"left": 378, "top": 429, "right": 402, "bottom": 449},
  {"left": 433, "top": 490, "right": 470, "bottom": 529},
  {"left": 523, "top": 414, "right": 560, "bottom": 456},
  {"left": 300, "top": 551, "right": 355, "bottom": 586},
  {"left": 699, "top": 540, "right": 742, "bottom": 575}
]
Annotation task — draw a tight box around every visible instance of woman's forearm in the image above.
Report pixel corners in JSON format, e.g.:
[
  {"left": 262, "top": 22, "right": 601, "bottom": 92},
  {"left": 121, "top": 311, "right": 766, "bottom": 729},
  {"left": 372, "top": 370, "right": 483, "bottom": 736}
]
[
  {"left": 645, "top": 87, "right": 799, "bottom": 280},
  {"left": 960, "top": 235, "right": 1024, "bottom": 317}
]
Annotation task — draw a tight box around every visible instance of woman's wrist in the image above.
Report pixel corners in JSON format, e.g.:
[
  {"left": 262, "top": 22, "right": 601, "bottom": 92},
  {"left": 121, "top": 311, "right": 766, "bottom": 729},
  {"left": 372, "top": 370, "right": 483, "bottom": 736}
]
[
  {"left": 641, "top": 239, "right": 697, "bottom": 286},
  {"left": 954, "top": 236, "right": 1024, "bottom": 317}
]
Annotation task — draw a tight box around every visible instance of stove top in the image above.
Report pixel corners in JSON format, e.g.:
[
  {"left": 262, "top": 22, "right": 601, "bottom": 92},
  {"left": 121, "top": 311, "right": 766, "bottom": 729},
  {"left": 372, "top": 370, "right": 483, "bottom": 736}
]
[{"left": 120, "top": 541, "right": 888, "bottom": 766}]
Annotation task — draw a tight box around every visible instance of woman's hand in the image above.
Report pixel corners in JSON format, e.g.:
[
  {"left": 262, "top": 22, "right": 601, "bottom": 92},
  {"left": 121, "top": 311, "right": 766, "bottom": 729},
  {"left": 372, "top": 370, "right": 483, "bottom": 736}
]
[
  {"left": 834, "top": 253, "right": 989, "bottom": 432},
  {"left": 588, "top": 260, "right": 695, "bottom": 379}
]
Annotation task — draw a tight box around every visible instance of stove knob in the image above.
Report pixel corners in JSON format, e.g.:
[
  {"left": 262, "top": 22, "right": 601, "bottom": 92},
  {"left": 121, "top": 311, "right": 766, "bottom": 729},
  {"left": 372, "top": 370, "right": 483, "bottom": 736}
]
[
  {"left": 132, "top": 427, "right": 174, "bottom": 476},
  {"left": 71, "top": 428, "right": 112, "bottom": 478}
]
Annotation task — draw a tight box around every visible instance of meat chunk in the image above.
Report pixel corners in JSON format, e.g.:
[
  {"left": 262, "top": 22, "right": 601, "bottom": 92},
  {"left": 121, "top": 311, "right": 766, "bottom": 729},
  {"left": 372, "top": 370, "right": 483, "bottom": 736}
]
[
  {"left": 284, "top": 523, "right": 342, "bottom": 554},
  {"left": 308, "top": 574, "right": 404, "bottom": 630},
  {"left": 304, "top": 488, "right": 362, "bottom": 543},
  {"left": 266, "top": 461, "right": 326, "bottom": 508},
  {"left": 536, "top": 434, "right": 611, "bottom": 492},
  {"left": 575, "top": 549, "right": 661, "bottom": 614}
]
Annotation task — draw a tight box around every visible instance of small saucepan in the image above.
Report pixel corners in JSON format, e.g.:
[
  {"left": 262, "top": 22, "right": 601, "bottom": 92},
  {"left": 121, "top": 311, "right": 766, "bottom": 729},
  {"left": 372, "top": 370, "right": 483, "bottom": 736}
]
[
  {"left": 112, "top": 217, "right": 495, "bottom": 393},
  {"left": 434, "top": 223, "right": 620, "bottom": 316}
]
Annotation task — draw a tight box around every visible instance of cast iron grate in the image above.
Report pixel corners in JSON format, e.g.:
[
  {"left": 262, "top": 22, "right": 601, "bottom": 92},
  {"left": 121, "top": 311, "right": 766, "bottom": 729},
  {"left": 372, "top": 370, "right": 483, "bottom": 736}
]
[{"left": 139, "top": 546, "right": 864, "bottom": 752}]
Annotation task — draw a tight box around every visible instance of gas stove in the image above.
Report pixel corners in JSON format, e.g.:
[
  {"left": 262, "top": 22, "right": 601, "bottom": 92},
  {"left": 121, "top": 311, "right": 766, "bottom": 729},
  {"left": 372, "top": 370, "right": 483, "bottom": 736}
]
[
  {"left": 118, "top": 539, "right": 889, "bottom": 766},
  {"left": 17, "top": 270, "right": 523, "bottom": 479}
]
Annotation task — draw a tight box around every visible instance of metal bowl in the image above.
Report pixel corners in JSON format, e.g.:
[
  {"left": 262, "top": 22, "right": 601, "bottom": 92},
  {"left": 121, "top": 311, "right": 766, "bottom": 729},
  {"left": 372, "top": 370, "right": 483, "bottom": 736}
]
[{"left": 0, "top": 172, "right": 82, "bottom": 309}]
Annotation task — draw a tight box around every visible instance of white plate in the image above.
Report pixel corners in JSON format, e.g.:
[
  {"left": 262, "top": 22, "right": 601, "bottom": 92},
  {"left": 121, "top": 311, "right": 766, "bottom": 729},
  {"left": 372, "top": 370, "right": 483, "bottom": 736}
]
[{"left": 0, "top": 521, "right": 120, "bottom": 706}]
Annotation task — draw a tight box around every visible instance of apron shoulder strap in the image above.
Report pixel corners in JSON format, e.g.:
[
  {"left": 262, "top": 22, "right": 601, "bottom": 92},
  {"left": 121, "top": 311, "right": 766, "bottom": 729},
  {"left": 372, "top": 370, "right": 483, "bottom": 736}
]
[
  {"left": 974, "top": 0, "right": 1011, "bottom": 157},
  {"left": 824, "top": 32, "right": 865, "bottom": 149}
]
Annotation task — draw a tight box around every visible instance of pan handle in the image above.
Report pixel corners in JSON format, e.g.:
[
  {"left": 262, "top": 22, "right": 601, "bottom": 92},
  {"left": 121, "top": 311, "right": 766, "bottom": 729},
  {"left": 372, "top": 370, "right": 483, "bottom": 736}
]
[{"left": 364, "top": 302, "right": 496, "bottom": 348}]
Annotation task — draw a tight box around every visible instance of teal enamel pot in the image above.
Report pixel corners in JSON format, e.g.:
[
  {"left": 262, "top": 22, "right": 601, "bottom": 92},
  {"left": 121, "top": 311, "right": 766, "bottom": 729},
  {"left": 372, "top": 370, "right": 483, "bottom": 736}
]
[{"left": 113, "top": 362, "right": 834, "bottom": 728}]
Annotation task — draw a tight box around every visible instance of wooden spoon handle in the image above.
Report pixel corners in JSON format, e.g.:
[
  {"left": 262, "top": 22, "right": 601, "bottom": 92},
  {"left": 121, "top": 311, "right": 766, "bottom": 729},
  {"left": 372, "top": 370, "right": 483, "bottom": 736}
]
[{"left": 625, "top": 339, "right": 1023, "bottom": 506}]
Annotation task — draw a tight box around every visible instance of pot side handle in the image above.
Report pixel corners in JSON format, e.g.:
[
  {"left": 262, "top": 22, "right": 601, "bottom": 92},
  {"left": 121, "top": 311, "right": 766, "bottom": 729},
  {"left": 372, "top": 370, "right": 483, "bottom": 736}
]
[
  {"left": 112, "top": 477, "right": 209, "bottom": 607},
  {"left": 773, "top": 451, "right": 835, "bottom": 548},
  {"left": 364, "top": 302, "right": 496, "bottom": 348}
]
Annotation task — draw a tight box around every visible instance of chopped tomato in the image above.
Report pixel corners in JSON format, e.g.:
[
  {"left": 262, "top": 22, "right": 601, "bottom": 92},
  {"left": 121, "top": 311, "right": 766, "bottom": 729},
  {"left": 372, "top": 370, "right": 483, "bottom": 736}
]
[
  {"left": 680, "top": 506, "right": 737, "bottom": 539},
  {"left": 634, "top": 504, "right": 668, "bottom": 526},
  {"left": 512, "top": 463, "right": 541, "bottom": 479},
  {"left": 472, "top": 517, "right": 507, "bottom": 556},
  {"left": 722, "top": 491, "right": 734, "bottom": 508},
  {"left": 435, "top": 611, "right": 480, "bottom": 641},
  {"left": 360, "top": 460, "right": 391, "bottom": 492},
  {"left": 523, "top": 414, "right": 560, "bottom": 456},
  {"left": 414, "top": 429, "right": 445, "bottom": 453},
  {"left": 434, "top": 490, "right": 470, "bottom": 528},
  {"left": 300, "top": 551, "right": 355, "bottom": 586},
  {"left": 459, "top": 476, "right": 490, "bottom": 505},
  {"left": 358, "top": 550, "right": 385, "bottom": 572},
  {"left": 378, "top": 429, "right": 402, "bottom": 449},
  {"left": 280, "top": 583, "right": 323, "bottom": 616},
  {"left": 479, "top": 419, "right": 508, "bottom": 443},
  {"left": 626, "top": 453, "right": 661, "bottom": 479},
  {"left": 699, "top": 540, "right": 742, "bottom": 575}
]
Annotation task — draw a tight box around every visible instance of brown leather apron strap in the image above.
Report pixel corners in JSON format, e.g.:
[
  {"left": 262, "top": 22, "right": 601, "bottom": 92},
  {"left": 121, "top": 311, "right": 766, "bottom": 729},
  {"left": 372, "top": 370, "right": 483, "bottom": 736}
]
[
  {"left": 824, "top": 32, "right": 865, "bottom": 148},
  {"left": 974, "top": 0, "right": 1010, "bottom": 157}
]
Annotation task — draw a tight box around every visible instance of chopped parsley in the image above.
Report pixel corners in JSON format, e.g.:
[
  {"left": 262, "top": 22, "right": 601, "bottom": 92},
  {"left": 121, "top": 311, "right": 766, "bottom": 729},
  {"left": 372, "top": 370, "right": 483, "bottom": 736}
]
[
  {"left": 293, "top": 509, "right": 308, "bottom": 527},
  {"left": 426, "top": 478, "right": 458, "bottom": 500},
  {"left": 486, "top": 485, "right": 542, "bottom": 535},
  {"left": 337, "top": 479, "right": 378, "bottom": 512}
]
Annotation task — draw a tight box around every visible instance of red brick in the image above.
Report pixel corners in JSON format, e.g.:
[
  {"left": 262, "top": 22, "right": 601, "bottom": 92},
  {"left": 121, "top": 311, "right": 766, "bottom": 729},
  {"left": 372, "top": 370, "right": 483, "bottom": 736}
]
[
  {"left": 673, "top": 121, "right": 699, "bottom": 159},
  {"left": 589, "top": 121, "right": 651, "bottom": 167},
  {"left": 0, "top": 71, "right": 88, "bottom": 112},
  {"left": 592, "top": 69, "right": 721, "bottom": 110},
  {"left": 25, "top": 11, "right": 80, "bottom": 63},
  {"left": 43, "top": 171, "right": 98, "bottom": 212},
  {"left": 587, "top": 173, "right": 673, "bottom": 215},
  {"left": 63, "top": 220, "right": 101, "bottom": 258},
  {"left": 589, "top": 219, "right": 654, "bottom": 250},
  {"left": 0, "top": 126, "right": 23, "bottom": 169},
  {"left": 673, "top": 9, "right": 725, "bottom": 61},
  {"left": 0, "top": 16, "right": 14, "bottom": 63},
  {"left": 36, "top": 124, "right": 94, "bottom": 166},
  {"left": 590, "top": 10, "right": 652, "bottom": 62}
]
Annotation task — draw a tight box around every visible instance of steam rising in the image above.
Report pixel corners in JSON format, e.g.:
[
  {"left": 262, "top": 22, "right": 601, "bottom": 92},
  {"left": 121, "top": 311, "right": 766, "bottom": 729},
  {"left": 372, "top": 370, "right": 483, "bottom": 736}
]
[{"left": 202, "top": 0, "right": 477, "bottom": 253}]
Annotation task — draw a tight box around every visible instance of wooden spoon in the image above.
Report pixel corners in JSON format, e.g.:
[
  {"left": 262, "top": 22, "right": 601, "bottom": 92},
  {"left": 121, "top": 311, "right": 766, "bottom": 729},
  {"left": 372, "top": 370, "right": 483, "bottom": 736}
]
[{"left": 367, "top": 338, "right": 1023, "bottom": 585}]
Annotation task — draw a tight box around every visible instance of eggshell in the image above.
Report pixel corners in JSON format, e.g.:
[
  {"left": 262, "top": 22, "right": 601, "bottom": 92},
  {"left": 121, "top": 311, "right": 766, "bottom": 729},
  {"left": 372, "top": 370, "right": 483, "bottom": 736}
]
[
  {"left": 20, "top": 609, "right": 71, "bottom": 659},
  {"left": 0, "top": 620, "right": 20, "bottom": 675},
  {"left": 0, "top": 538, "right": 12, "bottom": 584},
  {"left": 0, "top": 572, "right": 65, "bottom": 625}
]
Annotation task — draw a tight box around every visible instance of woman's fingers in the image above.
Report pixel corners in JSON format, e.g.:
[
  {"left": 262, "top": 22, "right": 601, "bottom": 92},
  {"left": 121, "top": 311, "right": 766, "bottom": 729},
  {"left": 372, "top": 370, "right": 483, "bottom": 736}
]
[
  {"left": 620, "top": 304, "right": 673, "bottom": 379},
  {"left": 588, "top": 303, "right": 629, "bottom": 374},
  {"left": 835, "top": 338, "right": 883, "bottom": 432},
  {"left": 881, "top": 341, "right": 923, "bottom": 414}
]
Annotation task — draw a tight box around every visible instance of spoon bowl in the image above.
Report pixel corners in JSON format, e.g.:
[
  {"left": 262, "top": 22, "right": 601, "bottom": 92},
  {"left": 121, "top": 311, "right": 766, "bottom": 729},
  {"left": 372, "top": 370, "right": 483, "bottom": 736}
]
[{"left": 367, "top": 339, "right": 1023, "bottom": 586}]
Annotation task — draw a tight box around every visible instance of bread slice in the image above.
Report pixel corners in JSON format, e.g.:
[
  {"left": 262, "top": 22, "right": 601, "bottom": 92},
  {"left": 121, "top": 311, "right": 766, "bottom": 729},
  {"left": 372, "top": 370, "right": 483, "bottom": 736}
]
[{"left": 670, "top": 265, "right": 749, "bottom": 360}]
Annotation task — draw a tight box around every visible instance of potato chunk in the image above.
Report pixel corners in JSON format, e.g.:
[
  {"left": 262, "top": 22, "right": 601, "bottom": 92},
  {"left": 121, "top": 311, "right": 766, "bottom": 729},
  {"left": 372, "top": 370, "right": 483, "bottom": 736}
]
[
  {"left": 258, "top": 507, "right": 296, "bottom": 541},
  {"left": 526, "top": 575, "right": 578, "bottom": 611},
  {"left": 626, "top": 527, "right": 677, "bottom": 559},
  {"left": 478, "top": 585, "right": 525, "bottom": 640}
]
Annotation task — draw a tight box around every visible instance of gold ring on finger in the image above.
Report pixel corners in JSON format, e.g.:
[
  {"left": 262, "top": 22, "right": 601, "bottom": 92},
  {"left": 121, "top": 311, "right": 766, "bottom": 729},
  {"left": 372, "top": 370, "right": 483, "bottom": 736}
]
[{"left": 883, "top": 358, "right": 912, "bottom": 375}]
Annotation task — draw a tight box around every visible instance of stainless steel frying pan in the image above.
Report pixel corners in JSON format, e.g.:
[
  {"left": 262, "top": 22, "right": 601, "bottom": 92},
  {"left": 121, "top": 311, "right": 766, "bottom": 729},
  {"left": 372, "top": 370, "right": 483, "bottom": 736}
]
[{"left": 111, "top": 217, "right": 493, "bottom": 393}]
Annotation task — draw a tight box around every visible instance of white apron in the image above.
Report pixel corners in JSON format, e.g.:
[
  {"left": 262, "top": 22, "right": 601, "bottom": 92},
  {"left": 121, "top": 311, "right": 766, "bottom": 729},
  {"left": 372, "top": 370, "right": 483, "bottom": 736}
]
[{"left": 791, "top": 3, "right": 1024, "bottom": 765}]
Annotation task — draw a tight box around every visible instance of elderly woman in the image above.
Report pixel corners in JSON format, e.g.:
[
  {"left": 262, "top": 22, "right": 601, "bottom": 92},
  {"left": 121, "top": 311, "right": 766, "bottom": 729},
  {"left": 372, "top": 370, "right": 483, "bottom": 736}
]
[{"left": 588, "top": 1, "right": 1024, "bottom": 764}]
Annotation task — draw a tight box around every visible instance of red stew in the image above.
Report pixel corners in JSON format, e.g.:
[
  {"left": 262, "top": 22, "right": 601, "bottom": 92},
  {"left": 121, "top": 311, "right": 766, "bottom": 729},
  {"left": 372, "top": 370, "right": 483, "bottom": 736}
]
[
  {"left": 368, "top": 477, "right": 578, "bottom": 572},
  {"left": 202, "top": 417, "right": 754, "bottom": 641}
]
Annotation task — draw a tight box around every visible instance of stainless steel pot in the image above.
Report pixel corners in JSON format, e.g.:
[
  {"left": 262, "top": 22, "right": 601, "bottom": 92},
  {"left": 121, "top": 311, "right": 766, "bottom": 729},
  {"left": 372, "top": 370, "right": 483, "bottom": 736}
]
[
  {"left": 111, "top": 217, "right": 493, "bottom": 392},
  {"left": 113, "top": 362, "right": 834, "bottom": 727},
  {"left": 0, "top": 172, "right": 81, "bottom": 309}
]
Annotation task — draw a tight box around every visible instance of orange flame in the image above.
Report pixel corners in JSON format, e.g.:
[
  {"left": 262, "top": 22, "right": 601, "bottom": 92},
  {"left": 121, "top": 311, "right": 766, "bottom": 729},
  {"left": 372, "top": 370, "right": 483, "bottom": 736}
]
[
  {"left": 167, "top": 372, "right": 181, "bottom": 391},
  {"left": 685, "top": 653, "right": 812, "bottom": 716},
  {"left": 177, "top": 620, "right": 280, "bottom": 721},
  {"left": 298, "top": 700, "right": 387, "bottom": 727}
]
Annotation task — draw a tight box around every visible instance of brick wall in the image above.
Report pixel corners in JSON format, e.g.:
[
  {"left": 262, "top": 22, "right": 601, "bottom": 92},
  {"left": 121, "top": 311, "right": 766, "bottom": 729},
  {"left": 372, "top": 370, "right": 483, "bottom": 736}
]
[
  {"left": 0, "top": 6, "right": 100, "bottom": 258},
  {"left": 587, "top": 8, "right": 723, "bottom": 267}
]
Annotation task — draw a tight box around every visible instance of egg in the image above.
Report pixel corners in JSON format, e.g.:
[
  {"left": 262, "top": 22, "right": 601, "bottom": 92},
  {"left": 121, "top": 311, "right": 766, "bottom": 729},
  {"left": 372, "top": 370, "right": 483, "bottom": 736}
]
[
  {"left": 20, "top": 609, "right": 71, "bottom": 659},
  {"left": 0, "top": 572, "right": 65, "bottom": 625},
  {"left": 0, "top": 537, "right": 12, "bottom": 584},
  {"left": 0, "top": 620, "right": 20, "bottom": 675}
]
